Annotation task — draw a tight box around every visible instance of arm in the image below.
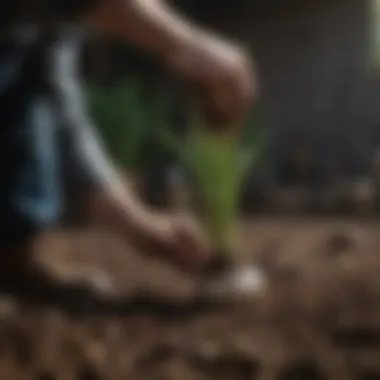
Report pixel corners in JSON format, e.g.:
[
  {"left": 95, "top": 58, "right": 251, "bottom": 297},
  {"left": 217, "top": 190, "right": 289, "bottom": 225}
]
[
  {"left": 49, "top": 29, "right": 209, "bottom": 272},
  {"left": 56, "top": 0, "right": 253, "bottom": 128},
  {"left": 82, "top": 0, "right": 254, "bottom": 127},
  {"left": 83, "top": 0, "right": 200, "bottom": 63},
  {"left": 49, "top": 30, "right": 146, "bottom": 230}
]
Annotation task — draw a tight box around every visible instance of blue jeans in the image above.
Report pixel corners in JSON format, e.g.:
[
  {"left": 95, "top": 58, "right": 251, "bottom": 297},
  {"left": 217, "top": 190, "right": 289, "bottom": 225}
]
[{"left": 0, "top": 40, "right": 62, "bottom": 243}]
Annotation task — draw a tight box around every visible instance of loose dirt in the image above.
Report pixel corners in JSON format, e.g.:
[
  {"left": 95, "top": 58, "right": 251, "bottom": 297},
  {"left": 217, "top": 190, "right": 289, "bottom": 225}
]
[{"left": 1, "top": 217, "right": 380, "bottom": 380}]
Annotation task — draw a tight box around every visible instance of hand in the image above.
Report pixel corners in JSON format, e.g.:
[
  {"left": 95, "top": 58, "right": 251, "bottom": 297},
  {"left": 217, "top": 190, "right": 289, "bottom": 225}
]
[
  {"left": 96, "top": 180, "right": 210, "bottom": 272},
  {"left": 128, "top": 211, "right": 211, "bottom": 273},
  {"left": 167, "top": 32, "right": 257, "bottom": 130}
]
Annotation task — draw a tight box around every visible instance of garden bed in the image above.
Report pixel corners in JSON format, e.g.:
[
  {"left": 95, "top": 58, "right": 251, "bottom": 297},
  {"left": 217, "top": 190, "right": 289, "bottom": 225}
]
[{"left": 1, "top": 218, "right": 380, "bottom": 380}]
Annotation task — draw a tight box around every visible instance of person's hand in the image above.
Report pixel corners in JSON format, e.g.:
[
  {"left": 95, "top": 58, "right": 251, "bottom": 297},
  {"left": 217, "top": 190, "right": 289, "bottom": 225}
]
[
  {"left": 94, "top": 180, "right": 210, "bottom": 273},
  {"left": 128, "top": 211, "right": 211, "bottom": 273},
  {"left": 167, "top": 32, "right": 257, "bottom": 130}
]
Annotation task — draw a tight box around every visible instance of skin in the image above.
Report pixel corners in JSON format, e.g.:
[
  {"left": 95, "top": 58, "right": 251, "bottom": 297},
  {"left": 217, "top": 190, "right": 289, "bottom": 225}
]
[
  {"left": 85, "top": 0, "right": 255, "bottom": 126},
  {"left": 80, "top": 0, "right": 256, "bottom": 272}
]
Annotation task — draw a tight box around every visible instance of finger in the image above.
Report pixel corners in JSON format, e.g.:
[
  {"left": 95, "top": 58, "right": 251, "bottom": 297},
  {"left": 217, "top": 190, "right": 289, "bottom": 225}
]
[{"left": 175, "top": 219, "right": 211, "bottom": 261}]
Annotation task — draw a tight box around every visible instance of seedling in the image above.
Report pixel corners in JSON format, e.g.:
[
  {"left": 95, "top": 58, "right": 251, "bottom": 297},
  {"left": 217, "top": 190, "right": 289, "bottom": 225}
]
[{"left": 158, "top": 106, "right": 268, "bottom": 302}]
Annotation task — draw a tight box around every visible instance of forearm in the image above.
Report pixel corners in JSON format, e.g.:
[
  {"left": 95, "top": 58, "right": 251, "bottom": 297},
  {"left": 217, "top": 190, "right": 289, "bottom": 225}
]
[
  {"left": 65, "top": 120, "right": 146, "bottom": 231},
  {"left": 85, "top": 0, "right": 200, "bottom": 61},
  {"left": 49, "top": 32, "right": 145, "bottom": 227}
]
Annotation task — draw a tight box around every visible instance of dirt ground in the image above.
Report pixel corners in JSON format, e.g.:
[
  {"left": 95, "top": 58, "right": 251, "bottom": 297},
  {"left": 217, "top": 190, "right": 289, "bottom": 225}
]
[{"left": 2, "top": 217, "right": 380, "bottom": 380}]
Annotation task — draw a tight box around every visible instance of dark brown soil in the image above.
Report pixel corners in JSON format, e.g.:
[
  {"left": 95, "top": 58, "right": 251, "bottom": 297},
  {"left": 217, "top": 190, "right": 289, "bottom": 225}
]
[{"left": 2, "top": 217, "right": 380, "bottom": 380}]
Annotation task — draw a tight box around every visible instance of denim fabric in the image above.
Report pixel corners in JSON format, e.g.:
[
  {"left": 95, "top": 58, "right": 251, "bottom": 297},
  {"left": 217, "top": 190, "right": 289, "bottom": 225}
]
[{"left": 0, "top": 40, "right": 62, "bottom": 242}]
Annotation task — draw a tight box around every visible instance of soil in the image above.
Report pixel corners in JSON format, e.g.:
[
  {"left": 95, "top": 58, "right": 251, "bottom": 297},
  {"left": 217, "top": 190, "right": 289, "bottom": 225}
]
[{"left": 1, "top": 217, "right": 380, "bottom": 380}]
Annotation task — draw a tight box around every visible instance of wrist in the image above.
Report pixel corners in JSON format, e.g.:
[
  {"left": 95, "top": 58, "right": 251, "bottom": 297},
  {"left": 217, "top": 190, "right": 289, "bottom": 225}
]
[
  {"left": 91, "top": 179, "right": 146, "bottom": 235},
  {"left": 108, "top": 182, "right": 147, "bottom": 225}
]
